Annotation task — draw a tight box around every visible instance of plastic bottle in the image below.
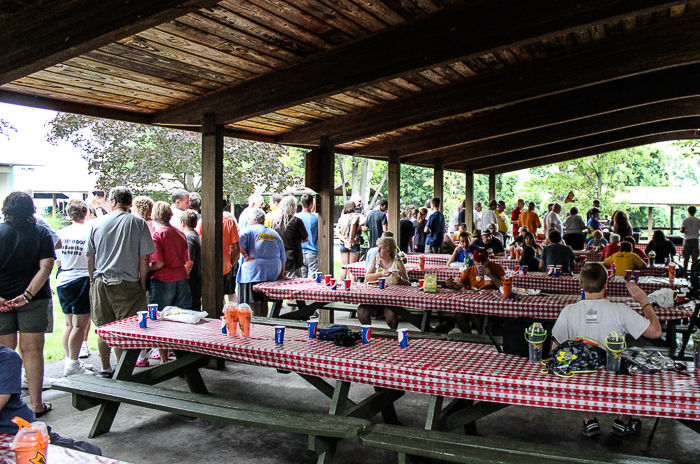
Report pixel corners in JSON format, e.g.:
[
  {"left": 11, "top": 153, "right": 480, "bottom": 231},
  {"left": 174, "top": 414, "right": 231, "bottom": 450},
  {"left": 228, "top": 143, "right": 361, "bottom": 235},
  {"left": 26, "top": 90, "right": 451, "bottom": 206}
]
[
  {"left": 669, "top": 263, "right": 676, "bottom": 282},
  {"left": 692, "top": 329, "right": 700, "bottom": 369},
  {"left": 237, "top": 304, "right": 252, "bottom": 338},
  {"left": 524, "top": 322, "right": 547, "bottom": 363},
  {"left": 223, "top": 301, "right": 238, "bottom": 337},
  {"left": 419, "top": 254, "right": 425, "bottom": 271},
  {"left": 463, "top": 253, "right": 469, "bottom": 268},
  {"left": 605, "top": 331, "right": 626, "bottom": 373},
  {"left": 11, "top": 418, "right": 49, "bottom": 464}
]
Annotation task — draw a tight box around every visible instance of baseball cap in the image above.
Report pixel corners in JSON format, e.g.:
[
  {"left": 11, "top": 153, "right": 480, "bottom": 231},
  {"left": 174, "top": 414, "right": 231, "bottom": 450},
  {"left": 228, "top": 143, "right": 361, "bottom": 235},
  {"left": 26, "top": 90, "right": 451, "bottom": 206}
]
[
  {"left": 473, "top": 248, "right": 489, "bottom": 262},
  {"left": 481, "top": 229, "right": 492, "bottom": 236}
]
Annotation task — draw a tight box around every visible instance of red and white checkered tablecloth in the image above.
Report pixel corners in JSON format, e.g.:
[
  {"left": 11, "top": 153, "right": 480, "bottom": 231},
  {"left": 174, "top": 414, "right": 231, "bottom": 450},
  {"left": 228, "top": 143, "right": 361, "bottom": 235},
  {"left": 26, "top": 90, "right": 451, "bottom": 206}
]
[
  {"left": 406, "top": 253, "right": 450, "bottom": 266},
  {"left": 511, "top": 274, "right": 684, "bottom": 297},
  {"left": 253, "top": 279, "right": 693, "bottom": 321},
  {"left": 96, "top": 317, "right": 700, "bottom": 421},
  {"left": 0, "top": 434, "right": 131, "bottom": 463},
  {"left": 573, "top": 250, "right": 603, "bottom": 262},
  {"left": 344, "top": 262, "right": 463, "bottom": 281}
]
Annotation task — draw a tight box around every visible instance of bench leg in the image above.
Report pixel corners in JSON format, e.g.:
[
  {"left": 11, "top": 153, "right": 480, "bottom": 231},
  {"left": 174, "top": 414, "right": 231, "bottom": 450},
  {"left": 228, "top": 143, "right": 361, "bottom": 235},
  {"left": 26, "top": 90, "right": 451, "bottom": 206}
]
[
  {"left": 269, "top": 300, "right": 283, "bottom": 318},
  {"left": 344, "top": 388, "right": 404, "bottom": 423},
  {"left": 420, "top": 311, "right": 432, "bottom": 333},
  {"left": 309, "top": 436, "right": 339, "bottom": 464},
  {"left": 88, "top": 350, "right": 139, "bottom": 438}
]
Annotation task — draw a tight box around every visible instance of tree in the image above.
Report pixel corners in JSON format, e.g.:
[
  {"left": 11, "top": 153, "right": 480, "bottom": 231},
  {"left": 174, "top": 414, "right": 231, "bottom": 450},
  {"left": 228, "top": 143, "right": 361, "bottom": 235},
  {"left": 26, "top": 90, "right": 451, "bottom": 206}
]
[
  {"left": 335, "top": 155, "right": 388, "bottom": 208},
  {"left": 45, "top": 113, "right": 302, "bottom": 201},
  {"left": 1, "top": 119, "right": 16, "bottom": 140}
]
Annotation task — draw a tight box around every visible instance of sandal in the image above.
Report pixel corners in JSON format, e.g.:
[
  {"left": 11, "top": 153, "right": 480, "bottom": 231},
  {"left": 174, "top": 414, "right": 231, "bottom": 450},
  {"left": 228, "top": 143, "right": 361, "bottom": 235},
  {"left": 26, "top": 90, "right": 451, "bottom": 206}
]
[
  {"left": 149, "top": 350, "right": 160, "bottom": 359},
  {"left": 34, "top": 403, "right": 53, "bottom": 418}
]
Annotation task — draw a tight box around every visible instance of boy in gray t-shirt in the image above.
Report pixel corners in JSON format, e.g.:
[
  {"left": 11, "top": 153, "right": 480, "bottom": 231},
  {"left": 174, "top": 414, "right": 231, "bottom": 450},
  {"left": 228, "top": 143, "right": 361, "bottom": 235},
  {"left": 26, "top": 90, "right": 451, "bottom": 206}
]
[{"left": 552, "top": 262, "right": 661, "bottom": 438}]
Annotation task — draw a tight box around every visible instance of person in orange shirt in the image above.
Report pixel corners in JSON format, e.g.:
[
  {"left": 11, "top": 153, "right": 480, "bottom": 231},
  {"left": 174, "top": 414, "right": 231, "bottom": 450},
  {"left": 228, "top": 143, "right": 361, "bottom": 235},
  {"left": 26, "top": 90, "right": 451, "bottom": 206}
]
[
  {"left": 518, "top": 201, "right": 542, "bottom": 236},
  {"left": 445, "top": 248, "right": 505, "bottom": 334},
  {"left": 196, "top": 211, "right": 241, "bottom": 303}
]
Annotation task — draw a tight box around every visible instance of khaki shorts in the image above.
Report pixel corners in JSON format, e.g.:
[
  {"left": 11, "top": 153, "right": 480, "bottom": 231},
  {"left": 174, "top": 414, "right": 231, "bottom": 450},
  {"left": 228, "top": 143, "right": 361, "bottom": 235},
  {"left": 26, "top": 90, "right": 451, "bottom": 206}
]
[
  {"left": 91, "top": 276, "right": 147, "bottom": 327},
  {"left": 0, "top": 298, "right": 51, "bottom": 335}
]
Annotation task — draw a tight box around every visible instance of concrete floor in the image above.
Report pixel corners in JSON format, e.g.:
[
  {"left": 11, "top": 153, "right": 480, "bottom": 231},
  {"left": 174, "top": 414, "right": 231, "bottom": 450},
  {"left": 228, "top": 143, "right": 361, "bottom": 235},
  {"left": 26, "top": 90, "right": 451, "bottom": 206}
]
[{"left": 30, "top": 312, "right": 700, "bottom": 464}]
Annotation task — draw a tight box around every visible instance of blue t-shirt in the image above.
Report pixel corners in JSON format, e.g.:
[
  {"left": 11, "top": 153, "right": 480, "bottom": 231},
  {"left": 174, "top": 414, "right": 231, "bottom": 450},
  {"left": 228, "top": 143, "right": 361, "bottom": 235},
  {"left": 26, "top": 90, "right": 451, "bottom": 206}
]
[
  {"left": 587, "top": 238, "right": 608, "bottom": 250},
  {"left": 454, "top": 248, "right": 469, "bottom": 263},
  {"left": 468, "top": 237, "right": 505, "bottom": 255},
  {"left": 237, "top": 225, "right": 286, "bottom": 284},
  {"left": 365, "top": 248, "right": 379, "bottom": 272},
  {"left": 296, "top": 212, "right": 318, "bottom": 254},
  {"left": 425, "top": 211, "right": 445, "bottom": 247},
  {"left": 0, "top": 346, "right": 35, "bottom": 435}
]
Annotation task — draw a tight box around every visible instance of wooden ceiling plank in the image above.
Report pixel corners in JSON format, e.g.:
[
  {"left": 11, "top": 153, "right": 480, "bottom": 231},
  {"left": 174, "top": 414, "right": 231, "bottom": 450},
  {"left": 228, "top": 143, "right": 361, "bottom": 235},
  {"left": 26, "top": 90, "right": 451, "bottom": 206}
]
[
  {"left": 300, "top": 101, "right": 348, "bottom": 117},
  {"left": 0, "top": 0, "right": 220, "bottom": 85},
  {"left": 98, "top": 43, "right": 239, "bottom": 86},
  {"left": 285, "top": 0, "right": 370, "bottom": 38},
  {"left": 198, "top": 5, "right": 317, "bottom": 57},
  {"left": 412, "top": 0, "right": 443, "bottom": 14},
  {"left": 351, "top": 0, "right": 406, "bottom": 26},
  {"left": 380, "top": 0, "right": 425, "bottom": 20},
  {"left": 448, "top": 62, "right": 477, "bottom": 78},
  {"left": 357, "top": 85, "right": 401, "bottom": 101},
  {"left": 220, "top": 0, "right": 334, "bottom": 51},
  {"left": 316, "top": 96, "right": 361, "bottom": 112},
  {"left": 47, "top": 63, "right": 197, "bottom": 100},
  {"left": 277, "top": 107, "right": 329, "bottom": 122},
  {"left": 246, "top": 0, "right": 351, "bottom": 43},
  {"left": 372, "top": 80, "right": 413, "bottom": 98},
  {"left": 279, "top": 11, "right": 700, "bottom": 146},
  {"left": 153, "top": 0, "right": 693, "bottom": 126},
  {"left": 0, "top": 87, "right": 156, "bottom": 117},
  {"left": 67, "top": 56, "right": 210, "bottom": 96},
  {"left": 417, "top": 69, "right": 451, "bottom": 85},
  {"left": 387, "top": 77, "right": 424, "bottom": 92},
  {"left": 178, "top": 13, "right": 298, "bottom": 64},
  {"left": 360, "top": 64, "right": 700, "bottom": 160},
  {"left": 316, "top": 0, "right": 388, "bottom": 31}
]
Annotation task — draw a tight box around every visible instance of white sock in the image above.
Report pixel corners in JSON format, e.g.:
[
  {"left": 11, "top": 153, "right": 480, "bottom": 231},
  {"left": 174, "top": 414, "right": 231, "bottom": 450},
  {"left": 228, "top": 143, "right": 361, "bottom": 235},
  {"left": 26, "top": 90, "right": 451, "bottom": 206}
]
[
  {"left": 65, "top": 357, "right": 79, "bottom": 366},
  {"left": 100, "top": 367, "right": 113, "bottom": 373}
]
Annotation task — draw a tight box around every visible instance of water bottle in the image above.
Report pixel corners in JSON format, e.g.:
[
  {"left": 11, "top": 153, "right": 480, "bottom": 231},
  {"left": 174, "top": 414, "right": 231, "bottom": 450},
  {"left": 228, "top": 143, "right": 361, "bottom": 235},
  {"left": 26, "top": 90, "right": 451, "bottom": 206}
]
[
  {"left": 525, "top": 323, "right": 547, "bottom": 363},
  {"left": 581, "top": 288, "right": 585, "bottom": 300},
  {"left": 605, "top": 331, "right": 625, "bottom": 373},
  {"left": 463, "top": 253, "right": 469, "bottom": 268},
  {"left": 692, "top": 329, "right": 700, "bottom": 370}
]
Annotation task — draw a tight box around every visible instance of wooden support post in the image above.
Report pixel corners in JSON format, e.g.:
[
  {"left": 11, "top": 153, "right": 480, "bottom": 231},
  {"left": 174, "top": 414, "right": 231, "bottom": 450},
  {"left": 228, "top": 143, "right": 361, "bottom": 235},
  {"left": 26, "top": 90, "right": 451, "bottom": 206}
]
[
  {"left": 648, "top": 206, "right": 653, "bottom": 240},
  {"left": 488, "top": 170, "right": 496, "bottom": 201},
  {"left": 51, "top": 193, "right": 56, "bottom": 218},
  {"left": 670, "top": 206, "right": 674, "bottom": 235},
  {"left": 388, "top": 151, "right": 401, "bottom": 240},
  {"left": 464, "top": 169, "right": 474, "bottom": 232},
  {"left": 201, "top": 114, "right": 224, "bottom": 318},
  {"left": 433, "top": 158, "right": 444, "bottom": 201},
  {"left": 308, "top": 138, "right": 335, "bottom": 324}
]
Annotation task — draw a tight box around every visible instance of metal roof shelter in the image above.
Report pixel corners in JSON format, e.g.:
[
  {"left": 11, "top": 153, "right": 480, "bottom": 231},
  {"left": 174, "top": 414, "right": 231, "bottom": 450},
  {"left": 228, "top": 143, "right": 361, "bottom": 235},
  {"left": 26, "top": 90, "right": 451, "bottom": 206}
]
[
  {"left": 2, "top": 0, "right": 700, "bottom": 314},
  {"left": 613, "top": 186, "right": 700, "bottom": 236}
]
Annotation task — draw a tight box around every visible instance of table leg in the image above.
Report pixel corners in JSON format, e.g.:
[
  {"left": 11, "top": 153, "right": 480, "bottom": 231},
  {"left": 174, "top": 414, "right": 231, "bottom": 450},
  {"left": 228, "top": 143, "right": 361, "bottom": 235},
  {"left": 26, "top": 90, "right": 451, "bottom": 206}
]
[
  {"left": 676, "top": 304, "right": 700, "bottom": 359},
  {"left": 89, "top": 349, "right": 138, "bottom": 438},
  {"left": 310, "top": 381, "right": 351, "bottom": 464},
  {"left": 420, "top": 311, "right": 432, "bottom": 333},
  {"left": 269, "top": 300, "right": 284, "bottom": 318},
  {"left": 667, "top": 320, "right": 678, "bottom": 352},
  {"left": 298, "top": 374, "right": 356, "bottom": 407},
  {"left": 278, "top": 301, "right": 326, "bottom": 320},
  {"left": 344, "top": 387, "right": 404, "bottom": 424}
]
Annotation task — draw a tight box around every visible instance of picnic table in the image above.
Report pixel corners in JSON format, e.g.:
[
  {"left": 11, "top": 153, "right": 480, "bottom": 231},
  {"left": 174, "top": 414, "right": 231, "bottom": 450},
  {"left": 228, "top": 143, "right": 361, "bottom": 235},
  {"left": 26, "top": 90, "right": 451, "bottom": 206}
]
[{"left": 0, "top": 434, "right": 131, "bottom": 463}]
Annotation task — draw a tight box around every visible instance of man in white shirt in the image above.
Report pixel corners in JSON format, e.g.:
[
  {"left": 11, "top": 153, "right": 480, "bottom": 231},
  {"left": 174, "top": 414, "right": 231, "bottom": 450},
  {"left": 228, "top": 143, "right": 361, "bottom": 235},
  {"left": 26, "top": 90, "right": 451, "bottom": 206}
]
[
  {"left": 239, "top": 193, "right": 265, "bottom": 229},
  {"left": 169, "top": 189, "right": 189, "bottom": 228},
  {"left": 480, "top": 200, "right": 499, "bottom": 232},
  {"left": 449, "top": 204, "right": 463, "bottom": 234},
  {"left": 680, "top": 205, "right": 700, "bottom": 272},
  {"left": 473, "top": 202, "right": 483, "bottom": 233},
  {"left": 545, "top": 203, "right": 563, "bottom": 235}
]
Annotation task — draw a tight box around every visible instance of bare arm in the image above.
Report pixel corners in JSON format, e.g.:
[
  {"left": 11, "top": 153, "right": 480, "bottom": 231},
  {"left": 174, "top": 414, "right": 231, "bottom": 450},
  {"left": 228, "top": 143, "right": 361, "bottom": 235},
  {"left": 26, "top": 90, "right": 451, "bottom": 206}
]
[
  {"left": 0, "top": 393, "right": 10, "bottom": 411},
  {"left": 185, "top": 260, "right": 194, "bottom": 275},
  {"left": 87, "top": 253, "right": 95, "bottom": 282},
  {"left": 627, "top": 282, "right": 662, "bottom": 339},
  {"left": 2, "top": 258, "right": 54, "bottom": 310},
  {"left": 395, "top": 260, "right": 411, "bottom": 286},
  {"left": 231, "top": 242, "right": 240, "bottom": 264},
  {"left": 149, "top": 261, "right": 164, "bottom": 272},
  {"left": 278, "top": 262, "right": 286, "bottom": 280},
  {"left": 139, "top": 255, "right": 150, "bottom": 290}
]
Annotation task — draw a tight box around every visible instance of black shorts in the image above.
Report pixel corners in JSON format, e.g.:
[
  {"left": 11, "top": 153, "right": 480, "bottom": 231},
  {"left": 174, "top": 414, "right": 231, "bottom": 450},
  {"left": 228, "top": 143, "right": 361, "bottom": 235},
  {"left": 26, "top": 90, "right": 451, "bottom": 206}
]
[
  {"left": 57, "top": 277, "right": 91, "bottom": 315},
  {"left": 223, "top": 262, "right": 239, "bottom": 295},
  {"left": 237, "top": 282, "right": 268, "bottom": 306}
]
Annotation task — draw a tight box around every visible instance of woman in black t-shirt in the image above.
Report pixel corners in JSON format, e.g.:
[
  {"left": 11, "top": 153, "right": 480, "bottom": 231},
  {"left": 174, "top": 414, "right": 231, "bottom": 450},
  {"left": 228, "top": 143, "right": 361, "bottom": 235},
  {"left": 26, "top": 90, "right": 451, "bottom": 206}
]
[
  {"left": 411, "top": 207, "right": 427, "bottom": 252},
  {"left": 645, "top": 230, "right": 677, "bottom": 265},
  {"left": 0, "top": 192, "right": 56, "bottom": 418},
  {"left": 272, "top": 196, "right": 309, "bottom": 278}
]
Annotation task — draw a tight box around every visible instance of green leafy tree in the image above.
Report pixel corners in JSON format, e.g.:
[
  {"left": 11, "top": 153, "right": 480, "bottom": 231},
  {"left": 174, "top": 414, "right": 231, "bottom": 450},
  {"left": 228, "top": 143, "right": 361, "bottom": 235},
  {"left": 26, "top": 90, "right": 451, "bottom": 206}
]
[{"left": 45, "top": 113, "right": 302, "bottom": 201}]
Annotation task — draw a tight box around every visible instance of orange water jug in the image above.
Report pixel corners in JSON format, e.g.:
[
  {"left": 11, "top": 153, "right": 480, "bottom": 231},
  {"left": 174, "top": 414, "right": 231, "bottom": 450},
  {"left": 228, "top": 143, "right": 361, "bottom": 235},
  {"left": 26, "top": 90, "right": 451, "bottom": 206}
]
[
  {"left": 11, "top": 417, "right": 49, "bottom": 464},
  {"left": 237, "top": 304, "right": 251, "bottom": 338},
  {"left": 224, "top": 302, "right": 238, "bottom": 337}
]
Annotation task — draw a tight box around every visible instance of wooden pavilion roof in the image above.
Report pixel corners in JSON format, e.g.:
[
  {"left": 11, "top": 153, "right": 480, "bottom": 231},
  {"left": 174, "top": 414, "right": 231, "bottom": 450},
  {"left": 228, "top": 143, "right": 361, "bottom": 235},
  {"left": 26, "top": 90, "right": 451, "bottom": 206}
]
[{"left": 2, "top": 0, "right": 700, "bottom": 174}]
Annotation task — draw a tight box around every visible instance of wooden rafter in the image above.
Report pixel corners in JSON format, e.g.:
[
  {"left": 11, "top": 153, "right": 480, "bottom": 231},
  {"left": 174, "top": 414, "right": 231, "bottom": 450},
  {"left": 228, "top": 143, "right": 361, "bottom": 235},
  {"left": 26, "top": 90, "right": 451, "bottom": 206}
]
[
  {"left": 151, "top": 0, "right": 689, "bottom": 126},
  {"left": 283, "top": 10, "right": 700, "bottom": 148},
  {"left": 0, "top": 0, "right": 221, "bottom": 85}
]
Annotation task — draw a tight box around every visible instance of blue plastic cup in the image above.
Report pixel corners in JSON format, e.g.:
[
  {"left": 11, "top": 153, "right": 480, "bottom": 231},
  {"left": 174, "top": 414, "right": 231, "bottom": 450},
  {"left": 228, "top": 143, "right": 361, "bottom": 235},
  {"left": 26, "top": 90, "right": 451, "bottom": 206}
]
[
  {"left": 308, "top": 319, "right": 318, "bottom": 338},
  {"left": 378, "top": 278, "right": 386, "bottom": 289},
  {"left": 147, "top": 304, "right": 158, "bottom": 320},
  {"left": 274, "top": 326, "right": 285, "bottom": 345},
  {"left": 137, "top": 311, "right": 148, "bottom": 329},
  {"left": 315, "top": 272, "right": 322, "bottom": 283},
  {"left": 361, "top": 325, "right": 372, "bottom": 343},
  {"left": 634, "top": 270, "right": 640, "bottom": 282},
  {"left": 397, "top": 328, "right": 408, "bottom": 348}
]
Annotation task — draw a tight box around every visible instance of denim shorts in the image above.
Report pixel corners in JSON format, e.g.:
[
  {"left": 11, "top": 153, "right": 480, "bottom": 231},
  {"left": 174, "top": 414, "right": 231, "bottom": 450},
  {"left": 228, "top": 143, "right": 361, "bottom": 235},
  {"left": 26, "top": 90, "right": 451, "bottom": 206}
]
[
  {"left": 57, "top": 276, "right": 91, "bottom": 315},
  {"left": 149, "top": 279, "right": 193, "bottom": 311},
  {"left": 340, "top": 244, "right": 360, "bottom": 253}
]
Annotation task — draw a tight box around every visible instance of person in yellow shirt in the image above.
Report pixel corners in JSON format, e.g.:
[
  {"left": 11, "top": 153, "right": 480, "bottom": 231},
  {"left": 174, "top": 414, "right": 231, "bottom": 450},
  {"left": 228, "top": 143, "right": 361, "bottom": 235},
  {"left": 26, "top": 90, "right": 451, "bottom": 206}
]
[
  {"left": 604, "top": 242, "right": 647, "bottom": 276},
  {"left": 497, "top": 200, "right": 509, "bottom": 244},
  {"left": 264, "top": 194, "right": 283, "bottom": 227},
  {"left": 518, "top": 201, "right": 541, "bottom": 236}
]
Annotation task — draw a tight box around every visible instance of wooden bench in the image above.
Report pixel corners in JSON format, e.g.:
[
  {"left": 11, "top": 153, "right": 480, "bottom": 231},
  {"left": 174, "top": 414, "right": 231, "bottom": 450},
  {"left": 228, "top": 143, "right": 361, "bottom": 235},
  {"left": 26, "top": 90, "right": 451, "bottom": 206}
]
[
  {"left": 359, "top": 424, "right": 682, "bottom": 464},
  {"left": 54, "top": 376, "right": 371, "bottom": 462}
]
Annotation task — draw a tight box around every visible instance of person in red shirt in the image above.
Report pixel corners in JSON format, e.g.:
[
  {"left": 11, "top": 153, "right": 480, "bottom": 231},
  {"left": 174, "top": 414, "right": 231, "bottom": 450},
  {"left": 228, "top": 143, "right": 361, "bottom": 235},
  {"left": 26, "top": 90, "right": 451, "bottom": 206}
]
[
  {"left": 445, "top": 248, "right": 505, "bottom": 334},
  {"left": 511, "top": 198, "right": 525, "bottom": 236},
  {"left": 603, "top": 234, "right": 621, "bottom": 259},
  {"left": 149, "top": 202, "right": 193, "bottom": 363}
]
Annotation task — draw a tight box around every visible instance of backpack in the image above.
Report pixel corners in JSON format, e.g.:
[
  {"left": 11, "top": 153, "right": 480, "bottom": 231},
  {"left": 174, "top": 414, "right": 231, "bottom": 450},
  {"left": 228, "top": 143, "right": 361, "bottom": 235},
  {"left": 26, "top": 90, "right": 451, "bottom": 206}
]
[
  {"left": 542, "top": 338, "right": 605, "bottom": 378},
  {"left": 317, "top": 325, "right": 353, "bottom": 341}
]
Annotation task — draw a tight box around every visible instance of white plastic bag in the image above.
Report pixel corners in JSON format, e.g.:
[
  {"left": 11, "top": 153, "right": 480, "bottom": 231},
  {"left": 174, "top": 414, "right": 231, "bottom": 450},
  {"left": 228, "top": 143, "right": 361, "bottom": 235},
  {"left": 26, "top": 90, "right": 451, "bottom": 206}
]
[
  {"left": 161, "top": 306, "right": 208, "bottom": 324},
  {"left": 647, "top": 288, "right": 674, "bottom": 308}
]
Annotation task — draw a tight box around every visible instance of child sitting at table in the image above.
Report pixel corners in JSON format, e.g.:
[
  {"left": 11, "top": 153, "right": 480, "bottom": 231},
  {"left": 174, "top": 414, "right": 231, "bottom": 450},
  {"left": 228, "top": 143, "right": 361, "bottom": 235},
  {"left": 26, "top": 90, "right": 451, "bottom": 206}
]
[
  {"left": 445, "top": 248, "right": 505, "bottom": 334},
  {"left": 586, "top": 230, "right": 608, "bottom": 252},
  {"left": 603, "top": 241, "right": 647, "bottom": 276},
  {"left": 519, "top": 245, "right": 539, "bottom": 272},
  {"left": 447, "top": 232, "right": 472, "bottom": 265},
  {"left": 551, "top": 262, "right": 661, "bottom": 438}
]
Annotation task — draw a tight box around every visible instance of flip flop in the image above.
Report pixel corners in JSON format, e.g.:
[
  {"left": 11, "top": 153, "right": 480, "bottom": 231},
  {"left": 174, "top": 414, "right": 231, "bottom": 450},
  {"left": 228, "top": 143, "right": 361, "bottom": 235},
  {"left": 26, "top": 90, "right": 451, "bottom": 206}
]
[
  {"left": 149, "top": 350, "right": 160, "bottom": 359},
  {"left": 34, "top": 403, "right": 52, "bottom": 418}
]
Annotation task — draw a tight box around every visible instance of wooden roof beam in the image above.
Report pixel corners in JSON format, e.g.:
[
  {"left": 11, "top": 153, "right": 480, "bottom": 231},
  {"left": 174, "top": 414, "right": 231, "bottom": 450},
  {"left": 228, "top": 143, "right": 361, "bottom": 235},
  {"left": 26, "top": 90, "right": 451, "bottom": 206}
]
[
  {"left": 416, "top": 96, "right": 700, "bottom": 166},
  {"left": 472, "top": 131, "right": 700, "bottom": 175},
  {"left": 151, "top": 0, "right": 689, "bottom": 126},
  {"left": 0, "top": 0, "right": 220, "bottom": 85},
  {"left": 360, "top": 63, "right": 700, "bottom": 161},
  {"left": 284, "top": 10, "right": 700, "bottom": 148},
  {"left": 451, "top": 118, "right": 700, "bottom": 173}
]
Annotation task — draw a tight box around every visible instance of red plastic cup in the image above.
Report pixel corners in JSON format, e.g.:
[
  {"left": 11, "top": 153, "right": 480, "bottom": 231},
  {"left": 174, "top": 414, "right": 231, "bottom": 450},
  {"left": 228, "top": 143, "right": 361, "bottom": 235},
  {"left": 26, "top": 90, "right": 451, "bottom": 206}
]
[
  {"left": 513, "top": 265, "right": 520, "bottom": 274},
  {"left": 344, "top": 279, "right": 351, "bottom": 291},
  {"left": 325, "top": 275, "right": 332, "bottom": 286},
  {"left": 418, "top": 279, "right": 424, "bottom": 289},
  {"left": 330, "top": 278, "right": 337, "bottom": 289}
]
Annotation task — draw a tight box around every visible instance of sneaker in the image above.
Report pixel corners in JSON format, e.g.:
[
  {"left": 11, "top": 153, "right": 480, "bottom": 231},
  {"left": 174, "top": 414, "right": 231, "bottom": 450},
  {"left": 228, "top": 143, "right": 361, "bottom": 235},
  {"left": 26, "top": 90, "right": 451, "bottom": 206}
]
[
  {"left": 135, "top": 358, "right": 150, "bottom": 367},
  {"left": 582, "top": 418, "right": 602, "bottom": 437},
  {"left": 64, "top": 363, "right": 96, "bottom": 377},
  {"left": 21, "top": 375, "right": 57, "bottom": 390},
  {"left": 611, "top": 418, "right": 642, "bottom": 437},
  {"left": 79, "top": 361, "right": 95, "bottom": 372},
  {"left": 79, "top": 343, "right": 90, "bottom": 359},
  {"left": 96, "top": 370, "right": 113, "bottom": 379}
]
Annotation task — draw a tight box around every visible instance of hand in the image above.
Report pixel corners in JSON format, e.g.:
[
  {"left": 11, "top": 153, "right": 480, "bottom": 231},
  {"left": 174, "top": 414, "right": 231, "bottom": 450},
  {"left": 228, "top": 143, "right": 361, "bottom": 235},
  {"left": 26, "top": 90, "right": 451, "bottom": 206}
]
[
  {"left": 626, "top": 282, "right": 649, "bottom": 305},
  {"left": 7, "top": 295, "right": 27, "bottom": 309},
  {"left": 381, "top": 270, "right": 392, "bottom": 278},
  {"left": 244, "top": 255, "right": 255, "bottom": 263},
  {"left": 445, "top": 277, "right": 454, "bottom": 286}
]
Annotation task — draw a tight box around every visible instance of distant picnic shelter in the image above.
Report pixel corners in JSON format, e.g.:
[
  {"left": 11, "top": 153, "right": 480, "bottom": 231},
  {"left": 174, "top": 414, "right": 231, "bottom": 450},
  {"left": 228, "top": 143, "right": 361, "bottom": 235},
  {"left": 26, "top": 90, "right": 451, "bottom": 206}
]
[{"left": 2, "top": 0, "right": 700, "bottom": 315}]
